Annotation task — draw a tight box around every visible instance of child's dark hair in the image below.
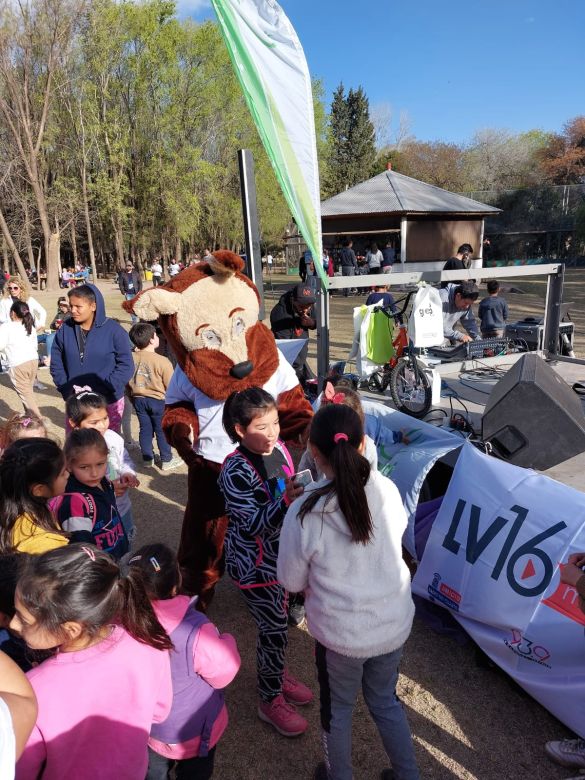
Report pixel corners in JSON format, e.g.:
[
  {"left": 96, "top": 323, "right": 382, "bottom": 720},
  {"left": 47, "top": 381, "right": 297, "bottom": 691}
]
[
  {"left": 298, "top": 405, "right": 373, "bottom": 545},
  {"left": 487, "top": 279, "right": 500, "bottom": 294},
  {"left": 68, "top": 284, "right": 96, "bottom": 304},
  {"left": 129, "top": 322, "right": 156, "bottom": 349},
  {"left": 128, "top": 544, "right": 180, "bottom": 600},
  {"left": 17, "top": 544, "right": 172, "bottom": 650},
  {"left": 321, "top": 382, "right": 365, "bottom": 424},
  {"left": 64, "top": 428, "right": 108, "bottom": 464},
  {"left": 10, "top": 301, "right": 34, "bottom": 336},
  {"left": 0, "top": 412, "right": 46, "bottom": 449},
  {"left": 66, "top": 390, "right": 108, "bottom": 426},
  {"left": 222, "top": 387, "right": 277, "bottom": 443},
  {"left": 0, "top": 553, "right": 30, "bottom": 618},
  {"left": 0, "top": 439, "right": 66, "bottom": 554}
]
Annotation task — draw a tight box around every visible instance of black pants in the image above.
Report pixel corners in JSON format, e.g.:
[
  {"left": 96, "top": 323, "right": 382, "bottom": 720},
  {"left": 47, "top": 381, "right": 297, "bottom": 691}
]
[
  {"left": 146, "top": 746, "right": 216, "bottom": 780},
  {"left": 240, "top": 583, "right": 288, "bottom": 702}
]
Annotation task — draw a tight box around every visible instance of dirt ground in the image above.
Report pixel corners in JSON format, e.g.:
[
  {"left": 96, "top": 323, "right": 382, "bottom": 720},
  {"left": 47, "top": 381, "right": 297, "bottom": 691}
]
[{"left": 1, "top": 271, "right": 580, "bottom": 780}]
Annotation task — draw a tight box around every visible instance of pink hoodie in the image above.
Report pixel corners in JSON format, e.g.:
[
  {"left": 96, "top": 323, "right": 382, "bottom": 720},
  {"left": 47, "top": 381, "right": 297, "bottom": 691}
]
[
  {"left": 17, "top": 626, "right": 172, "bottom": 780},
  {"left": 149, "top": 595, "right": 240, "bottom": 760}
]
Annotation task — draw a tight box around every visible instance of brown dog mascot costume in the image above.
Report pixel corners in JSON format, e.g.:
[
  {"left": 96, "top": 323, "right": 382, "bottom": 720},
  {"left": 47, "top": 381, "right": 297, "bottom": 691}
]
[{"left": 124, "top": 251, "right": 313, "bottom": 608}]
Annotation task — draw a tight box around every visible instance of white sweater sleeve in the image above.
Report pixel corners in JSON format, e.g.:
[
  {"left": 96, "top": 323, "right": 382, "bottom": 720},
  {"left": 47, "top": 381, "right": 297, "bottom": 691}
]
[
  {"left": 28, "top": 297, "right": 47, "bottom": 328},
  {"left": 0, "top": 323, "right": 8, "bottom": 354},
  {"left": 277, "top": 504, "right": 310, "bottom": 593}
]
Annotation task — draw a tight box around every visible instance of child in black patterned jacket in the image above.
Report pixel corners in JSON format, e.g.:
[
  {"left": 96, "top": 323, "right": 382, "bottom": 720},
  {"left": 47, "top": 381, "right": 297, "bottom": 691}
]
[{"left": 218, "top": 387, "right": 313, "bottom": 739}]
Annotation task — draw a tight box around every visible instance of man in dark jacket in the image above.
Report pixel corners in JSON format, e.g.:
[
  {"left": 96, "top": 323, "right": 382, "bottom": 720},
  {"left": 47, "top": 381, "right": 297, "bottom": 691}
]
[
  {"left": 339, "top": 239, "right": 358, "bottom": 297},
  {"left": 118, "top": 262, "right": 143, "bottom": 323},
  {"left": 50, "top": 283, "right": 134, "bottom": 432},
  {"left": 270, "top": 283, "right": 316, "bottom": 385}
]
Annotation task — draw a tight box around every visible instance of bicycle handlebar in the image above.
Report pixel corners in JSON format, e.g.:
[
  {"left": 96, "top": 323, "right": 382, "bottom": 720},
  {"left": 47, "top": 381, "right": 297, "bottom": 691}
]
[{"left": 377, "top": 289, "right": 418, "bottom": 322}]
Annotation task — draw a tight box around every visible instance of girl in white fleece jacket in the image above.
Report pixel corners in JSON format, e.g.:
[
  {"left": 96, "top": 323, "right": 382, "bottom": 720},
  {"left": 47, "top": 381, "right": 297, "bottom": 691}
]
[{"left": 277, "top": 404, "right": 419, "bottom": 780}]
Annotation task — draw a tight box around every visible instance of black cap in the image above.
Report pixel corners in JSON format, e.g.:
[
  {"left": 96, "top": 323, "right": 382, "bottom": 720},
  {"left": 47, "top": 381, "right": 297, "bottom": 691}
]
[{"left": 292, "top": 283, "right": 316, "bottom": 304}]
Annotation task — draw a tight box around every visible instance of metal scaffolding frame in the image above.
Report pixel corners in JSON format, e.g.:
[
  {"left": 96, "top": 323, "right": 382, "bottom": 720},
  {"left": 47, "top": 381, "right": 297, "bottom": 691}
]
[{"left": 316, "top": 263, "right": 570, "bottom": 385}]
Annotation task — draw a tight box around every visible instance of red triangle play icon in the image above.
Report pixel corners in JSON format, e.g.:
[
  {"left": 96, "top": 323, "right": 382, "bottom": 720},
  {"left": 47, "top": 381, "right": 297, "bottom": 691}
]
[{"left": 521, "top": 559, "right": 536, "bottom": 580}]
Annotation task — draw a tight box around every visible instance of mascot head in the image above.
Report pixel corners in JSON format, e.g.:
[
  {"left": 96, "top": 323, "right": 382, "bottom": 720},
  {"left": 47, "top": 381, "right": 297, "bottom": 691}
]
[{"left": 123, "top": 251, "right": 279, "bottom": 400}]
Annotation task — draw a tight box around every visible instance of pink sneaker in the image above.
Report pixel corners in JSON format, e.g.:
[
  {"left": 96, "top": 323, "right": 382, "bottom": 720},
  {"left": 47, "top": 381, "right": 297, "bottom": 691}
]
[
  {"left": 283, "top": 669, "right": 313, "bottom": 705},
  {"left": 258, "top": 694, "right": 308, "bottom": 737}
]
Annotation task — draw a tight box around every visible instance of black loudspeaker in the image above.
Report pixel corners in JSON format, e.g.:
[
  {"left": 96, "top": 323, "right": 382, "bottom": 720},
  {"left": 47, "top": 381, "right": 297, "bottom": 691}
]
[{"left": 482, "top": 353, "right": 585, "bottom": 470}]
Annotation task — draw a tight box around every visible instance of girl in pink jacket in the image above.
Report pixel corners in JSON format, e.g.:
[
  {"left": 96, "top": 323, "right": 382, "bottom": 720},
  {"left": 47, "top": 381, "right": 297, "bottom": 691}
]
[{"left": 128, "top": 544, "right": 241, "bottom": 780}]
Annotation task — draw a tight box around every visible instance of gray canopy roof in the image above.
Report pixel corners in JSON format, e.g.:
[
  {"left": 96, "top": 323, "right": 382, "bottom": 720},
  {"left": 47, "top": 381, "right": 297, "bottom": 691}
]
[{"left": 321, "top": 170, "right": 501, "bottom": 217}]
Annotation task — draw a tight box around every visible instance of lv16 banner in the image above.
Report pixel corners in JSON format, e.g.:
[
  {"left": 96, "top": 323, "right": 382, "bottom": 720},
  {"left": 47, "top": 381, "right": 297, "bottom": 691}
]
[{"left": 412, "top": 442, "right": 585, "bottom": 736}]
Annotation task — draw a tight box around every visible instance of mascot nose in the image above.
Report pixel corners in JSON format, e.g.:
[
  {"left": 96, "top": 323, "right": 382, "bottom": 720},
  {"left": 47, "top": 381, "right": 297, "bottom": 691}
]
[{"left": 230, "top": 360, "right": 254, "bottom": 379}]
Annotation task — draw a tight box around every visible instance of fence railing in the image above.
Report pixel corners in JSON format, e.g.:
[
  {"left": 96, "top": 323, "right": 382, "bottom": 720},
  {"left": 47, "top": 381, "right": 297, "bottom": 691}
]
[{"left": 316, "top": 264, "right": 570, "bottom": 383}]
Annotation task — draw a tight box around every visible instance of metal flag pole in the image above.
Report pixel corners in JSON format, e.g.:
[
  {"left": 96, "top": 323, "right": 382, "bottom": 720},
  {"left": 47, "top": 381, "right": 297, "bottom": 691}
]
[{"left": 238, "top": 149, "right": 265, "bottom": 320}]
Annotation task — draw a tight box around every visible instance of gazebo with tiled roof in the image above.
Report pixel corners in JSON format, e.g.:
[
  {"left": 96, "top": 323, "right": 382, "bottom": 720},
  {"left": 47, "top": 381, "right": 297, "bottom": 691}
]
[{"left": 319, "top": 168, "right": 501, "bottom": 270}]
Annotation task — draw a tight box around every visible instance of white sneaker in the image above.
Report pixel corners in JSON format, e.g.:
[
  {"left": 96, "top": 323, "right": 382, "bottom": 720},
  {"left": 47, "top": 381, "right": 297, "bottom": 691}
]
[
  {"left": 34, "top": 381, "right": 47, "bottom": 390},
  {"left": 160, "top": 456, "right": 183, "bottom": 472}
]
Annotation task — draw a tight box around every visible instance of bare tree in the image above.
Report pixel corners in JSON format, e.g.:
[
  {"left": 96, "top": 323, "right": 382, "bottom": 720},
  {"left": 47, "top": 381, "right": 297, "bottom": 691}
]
[
  {"left": 371, "top": 101, "right": 413, "bottom": 150},
  {"left": 0, "top": 0, "right": 82, "bottom": 289}
]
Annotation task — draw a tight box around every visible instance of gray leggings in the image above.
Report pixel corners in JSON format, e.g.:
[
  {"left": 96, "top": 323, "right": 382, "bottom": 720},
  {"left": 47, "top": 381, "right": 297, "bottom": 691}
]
[{"left": 316, "top": 642, "right": 419, "bottom": 780}]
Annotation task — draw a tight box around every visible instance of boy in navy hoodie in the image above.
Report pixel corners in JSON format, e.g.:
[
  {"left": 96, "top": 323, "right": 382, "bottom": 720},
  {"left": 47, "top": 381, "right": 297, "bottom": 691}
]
[
  {"left": 478, "top": 280, "right": 509, "bottom": 338},
  {"left": 49, "top": 284, "right": 134, "bottom": 433}
]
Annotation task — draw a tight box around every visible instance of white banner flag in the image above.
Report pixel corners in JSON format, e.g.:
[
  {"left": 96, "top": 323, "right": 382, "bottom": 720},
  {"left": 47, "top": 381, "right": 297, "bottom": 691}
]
[{"left": 210, "top": 0, "right": 325, "bottom": 286}]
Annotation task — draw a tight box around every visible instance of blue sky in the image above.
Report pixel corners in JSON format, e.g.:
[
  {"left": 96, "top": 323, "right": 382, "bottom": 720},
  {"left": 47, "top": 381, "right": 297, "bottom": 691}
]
[{"left": 178, "top": 0, "right": 585, "bottom": 144}]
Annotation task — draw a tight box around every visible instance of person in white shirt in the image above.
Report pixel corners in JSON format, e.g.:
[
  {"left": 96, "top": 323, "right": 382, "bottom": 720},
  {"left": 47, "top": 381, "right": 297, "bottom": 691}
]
[
  {"left": 150, "top": 259, "right": 163, "bottom": 287},
  {"left": 366, "top": 242, "right": 383, "bottom": 275},
  {"left": 0, "top": 301, "right": 42, "bottom": 416},
  {"left": 278, "top": 403, "right": 419, "bottom": 780},
  {"left": 0, "top": 276, "right": 46, "bottom": 330},
  {"left": 168, "top": 261, "right": 180, "bottom": 277}
]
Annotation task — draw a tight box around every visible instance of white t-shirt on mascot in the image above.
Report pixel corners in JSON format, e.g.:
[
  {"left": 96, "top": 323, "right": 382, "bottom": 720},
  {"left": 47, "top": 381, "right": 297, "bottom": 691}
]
[{"left": 165, "top": 348, "right": 298, "bottom": 464}]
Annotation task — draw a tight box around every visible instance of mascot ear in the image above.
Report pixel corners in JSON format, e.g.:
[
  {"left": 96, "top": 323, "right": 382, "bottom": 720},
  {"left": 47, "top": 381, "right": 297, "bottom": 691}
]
[{"left": 124, "top": 288, "right": 182, "bottom": 321}]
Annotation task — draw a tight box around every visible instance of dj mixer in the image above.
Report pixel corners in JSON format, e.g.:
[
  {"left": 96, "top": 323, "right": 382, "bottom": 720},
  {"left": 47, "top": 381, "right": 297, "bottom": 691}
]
[{"left": 428, "top": 337, "right": 524, "bottom": 362}]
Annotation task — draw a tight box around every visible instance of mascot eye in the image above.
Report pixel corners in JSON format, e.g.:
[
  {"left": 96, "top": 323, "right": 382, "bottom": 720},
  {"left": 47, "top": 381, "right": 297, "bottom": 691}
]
[
  {"left": 201, "top": 329, "right": 222, "bottom": 348},
  {"left": 232, "top": 316, "right": 246, "bottom": 338}
]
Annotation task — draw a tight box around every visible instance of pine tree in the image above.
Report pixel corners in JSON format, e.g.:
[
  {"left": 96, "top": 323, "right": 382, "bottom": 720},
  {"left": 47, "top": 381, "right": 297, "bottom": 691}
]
[
  {"left": 323, "top": 83, "right": 350, "bottom": 197},
  {"left": 346, "top": 87, "right": 376, "bottom": 187},
  {"left": 323, "top": 83, "right": 376, "bottom": 197}
]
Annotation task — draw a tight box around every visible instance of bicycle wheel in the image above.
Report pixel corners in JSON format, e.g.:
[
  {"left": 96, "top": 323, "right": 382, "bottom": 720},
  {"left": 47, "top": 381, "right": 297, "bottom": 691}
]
[
  {"left": 389, "top": 357, "right": 432, "bottom": 418},
  {"left": 367, "top": 371, "right": 385, "bottom": 393},
  {"left": 367, "top": 367, "right": 391, "bottom": 393}
]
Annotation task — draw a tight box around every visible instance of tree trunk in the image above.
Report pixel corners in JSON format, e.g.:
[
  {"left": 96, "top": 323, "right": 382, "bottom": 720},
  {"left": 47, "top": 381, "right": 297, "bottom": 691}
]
[
  {"left": 23, "top": 200, "right": 36, "bottom": 272},
  {"left": 113, "top": 214, "right": 125, "bottom": 268},
  {"left": 161, "top": 233, "right": 168, "bottom": 276},
  {"left": 175, "top": 236, "right": 181, "bottom": 264},
  {"left": 46, "top": 231, "right": 61, "bottom": 290},
  {"left": 70, "top": 204, "right": 78, "bottom": 267},
  {"left": 0, "top": 206, "right": 29, "bottom": 279},
  {"left": 2, "top": 238, "right": 9, "bottom": 274}
]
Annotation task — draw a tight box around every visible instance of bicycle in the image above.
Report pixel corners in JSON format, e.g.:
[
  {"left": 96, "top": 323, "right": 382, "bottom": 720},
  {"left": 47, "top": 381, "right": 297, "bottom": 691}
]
[{"left": 366, "top": 289, "right": 433, "bottom": 418}]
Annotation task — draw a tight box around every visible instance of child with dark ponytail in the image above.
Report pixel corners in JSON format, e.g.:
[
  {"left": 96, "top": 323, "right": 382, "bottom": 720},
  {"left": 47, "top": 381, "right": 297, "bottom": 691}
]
[
  {"left": 278, "top": 404, "right": 420, "bottom": 780},
  {"left": 0, "top": 439, "right": 69, "bottom": 555},
  {"left": 0, "top": 300, "right": 42, "bottom": 417},
  {"left": 11, "top": 544, "right": 173, "bottom": 780}
]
